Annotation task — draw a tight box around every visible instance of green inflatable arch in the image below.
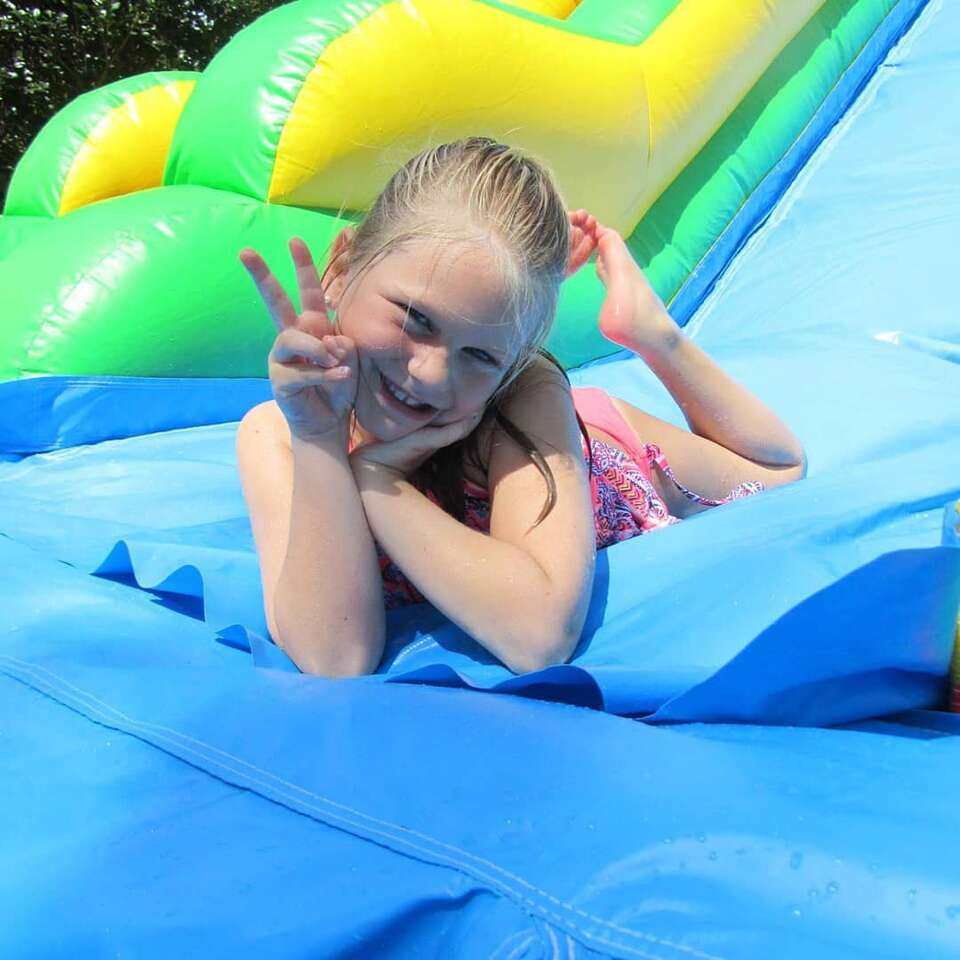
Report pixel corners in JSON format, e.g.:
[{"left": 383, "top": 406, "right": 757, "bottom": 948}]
[{"left": 0, "top": 0, "right": 898, "bottom": 380}]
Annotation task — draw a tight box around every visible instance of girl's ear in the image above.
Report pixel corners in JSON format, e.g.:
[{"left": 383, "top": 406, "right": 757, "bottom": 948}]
[{"left": 323, "top": 227, "right": 356, "bottom": 308}]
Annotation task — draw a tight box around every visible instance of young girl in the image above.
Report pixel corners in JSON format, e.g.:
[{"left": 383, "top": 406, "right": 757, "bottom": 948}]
[{"left": 236, "top": 138, "right": 805, "bottom": 678}]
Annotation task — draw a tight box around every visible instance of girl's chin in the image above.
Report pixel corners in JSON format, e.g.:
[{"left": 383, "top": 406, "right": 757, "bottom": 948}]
[{"left": 353, "top": 396, "right": 433, "bottom": 443}]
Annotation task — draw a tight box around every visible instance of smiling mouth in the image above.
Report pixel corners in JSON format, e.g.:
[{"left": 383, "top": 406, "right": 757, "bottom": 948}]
[{"left": 378, "top": 371, "right": 437, "bottom": 415}]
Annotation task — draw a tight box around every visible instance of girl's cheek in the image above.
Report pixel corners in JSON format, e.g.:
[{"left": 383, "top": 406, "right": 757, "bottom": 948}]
[
  {"left": 352, "top": 320, "right": 402, "bottom": 353},
  {"left": 464, "top": 380, "right": 500, "bottom": 413}
]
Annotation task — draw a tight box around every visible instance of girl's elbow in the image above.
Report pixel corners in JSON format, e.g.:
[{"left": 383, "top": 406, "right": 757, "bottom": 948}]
[
  {"left": 285, "top": 647, "right": 373, "bottom": 678},
  {"left": 274, "top": 615, "right": 384, "bottom": 678},
  {"left": 783, "top": 448, "right": 808, "bottom": 483},
  {"left": 502, "top": 590, "right": 589, "bottom": 674},
  {"left": 286, "top": 643, "right": 382, "bottom": 678},
  {"left": 502, "top": 623, "right": 580, "bottom": 675}
]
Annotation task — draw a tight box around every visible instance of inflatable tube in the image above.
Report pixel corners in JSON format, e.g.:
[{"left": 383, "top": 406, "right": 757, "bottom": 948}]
[
  {"left": 166, "top": 0, "right": 823, "bottom": 231},
  {"left": 0, "top": 187, "right": 349, "bottom": 378},
  {"left": 0, "top": 0, "right": 911, "bottom": 380},
  {"left": 3, "top": 71, "right": 197, "bottom": 218}
]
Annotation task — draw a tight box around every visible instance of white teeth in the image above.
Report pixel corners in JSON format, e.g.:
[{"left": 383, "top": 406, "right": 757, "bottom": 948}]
[{"left": 383, "top": 376, "right": 429, "bottom": 411}]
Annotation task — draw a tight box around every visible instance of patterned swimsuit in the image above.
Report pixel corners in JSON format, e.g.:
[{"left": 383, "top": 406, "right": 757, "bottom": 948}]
[{"left": 377, "top": 386, "right": 763, "bottom": 608}]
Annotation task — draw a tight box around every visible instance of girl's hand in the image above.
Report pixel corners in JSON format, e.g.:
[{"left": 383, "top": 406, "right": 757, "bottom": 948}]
[
  {"left": 351, "top": 410, "right": 485, "bottom": 480},
  {"left": 240, "top": 238, "right": 358, "bottom": 442},
  {"left": 565, "top": 208, "right": 600, "bottom": 278}
]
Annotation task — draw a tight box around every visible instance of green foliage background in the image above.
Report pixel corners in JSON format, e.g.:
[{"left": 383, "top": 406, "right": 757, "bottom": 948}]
[{"left": 0, "top": 0, "right": 284, "bottom": 203}]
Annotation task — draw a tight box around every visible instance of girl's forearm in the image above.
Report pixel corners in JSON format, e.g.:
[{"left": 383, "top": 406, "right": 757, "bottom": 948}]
[
  {"left": 643, "top": 324, "right": 806, "bottom": 468},
  {"left": 352, "top": 459, "right": 590, "bottom": 673},
  {"left": 274, "top": 433, "right": 385, "bottom": 676}
]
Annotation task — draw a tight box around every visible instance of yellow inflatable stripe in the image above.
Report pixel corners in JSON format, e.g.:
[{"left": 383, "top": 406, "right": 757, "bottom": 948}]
[
  {"left": 640, "top": 0, "right": 826, "bottom": 214},
  {"left": 268, "top": 0, "right": 824, "bottom": 233},
  {"left": 269, "top": 0, "right": 646, "bottom": 226},
  {"left": 59, "top": 79, "right": 195, "bottom": 216},
  {"left": 503, "top": 0, "right": 579, "bottom": 17}
]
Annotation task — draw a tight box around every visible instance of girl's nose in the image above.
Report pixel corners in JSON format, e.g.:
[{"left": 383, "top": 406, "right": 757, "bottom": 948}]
[{"left": 408, "top": 342, "right": 454, "bottom": 405}]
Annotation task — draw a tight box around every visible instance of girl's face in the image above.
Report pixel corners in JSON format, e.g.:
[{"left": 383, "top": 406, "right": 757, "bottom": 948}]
[{"left": 330, "top": 237, "right": 526, "bottom": 443}]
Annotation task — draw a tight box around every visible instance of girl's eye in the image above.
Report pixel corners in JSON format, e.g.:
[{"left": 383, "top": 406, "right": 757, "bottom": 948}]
[
  {"left": 466, "top": 347, "right": 499, "bottom": 367},
  {"left": 397, "top": 305, "right": 499, "bottom": 366},
  {"left": 401, "top": 307, "right": 430, "bottom": 331}
]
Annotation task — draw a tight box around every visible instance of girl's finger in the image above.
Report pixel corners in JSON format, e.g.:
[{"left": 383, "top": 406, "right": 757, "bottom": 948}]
[
  {"left": 565, "top": 229, "right": 597, "bottom": 278},
  {"left": 289, "top": 237, "right": 330, "bottom": 322},
  {"left": 569, "top": 209, "right": 598, "bottom": 237},
  {"left": 239, "top": 248, "right": 298, "bottom": 331},
  {"left": 270, "top": 327, "right": 337, "bottom": 366},
  {"left": 270, "top": 364, "right": 353, "bottom": 398},
  {"left": 271, "top": 359, "right": 352, "bottom": 381},
  {"left": 322, "top": 334, "right": 345, "bottom": 359},
  {"left": 323, "top": 334, "right": 356, "bottom": 365}
]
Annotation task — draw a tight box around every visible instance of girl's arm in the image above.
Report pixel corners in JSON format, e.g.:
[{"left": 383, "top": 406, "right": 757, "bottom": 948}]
[
  {"left": 608, "top": 335, "right": 807, "bottom": 518},
  {"left": 592, "top": 220, "right": 806, "bottom": 472},
  {"left": 351, "top": 363, "right": 596, "bottom": 674},
  {"left": 579, "top": 216, "right": 805, "bottom": 511},
  {"left": 631, "top": 325, "right": 806, "bottom": 474},
  {"left": 237, "top": 401, "right": 386, "bottom": 677},
  {"left": 237, "top": 238, "right": 385, "bottom": 677}
]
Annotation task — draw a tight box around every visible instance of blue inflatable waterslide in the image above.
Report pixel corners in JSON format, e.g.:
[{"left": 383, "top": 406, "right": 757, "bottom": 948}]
[{"left": 3, "top": 1, "right": 960, "bottom": 956}]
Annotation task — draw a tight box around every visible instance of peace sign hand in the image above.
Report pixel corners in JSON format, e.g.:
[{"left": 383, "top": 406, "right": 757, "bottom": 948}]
[{"left": 240, "top": 237, "right": 358, "bottom": 443}]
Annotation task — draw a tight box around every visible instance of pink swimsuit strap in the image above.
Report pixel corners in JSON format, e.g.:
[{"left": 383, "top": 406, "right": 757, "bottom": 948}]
[
  {"left": 572, "top": 386, "right": 761, "bottom": 507},
  {"left": 571, "top": 386, "right": 652, "bottom": 475}
]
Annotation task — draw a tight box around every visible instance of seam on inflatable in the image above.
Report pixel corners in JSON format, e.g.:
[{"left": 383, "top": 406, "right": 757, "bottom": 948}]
[
  {"left": 0, "top": 655, "right": 724, "bottom": 960},
  {"left": 388, "top": 635, "right": 438, "bottom": 666},
  {"left": 505, "top": 932, "right": 539, "bottom": 960},
  {"left": 1, "top": 655, "right": 684, "bottom": 960},
  {"left": 492, "top": 927, "right": 538, "bottom": 960},
  {"left": 545, "top": 924, "right": 561, "bottom": 958}
]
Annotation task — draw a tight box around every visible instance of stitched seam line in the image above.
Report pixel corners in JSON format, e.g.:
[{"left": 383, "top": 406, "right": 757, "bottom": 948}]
[{"left": 0, "top": 655, "right": 723, "bottom": 960}]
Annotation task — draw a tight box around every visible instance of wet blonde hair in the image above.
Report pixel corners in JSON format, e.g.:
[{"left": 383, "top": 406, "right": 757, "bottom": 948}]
[
  {"left": 334, "top": 137, "right": 581, "bottom": 522},
  {"left": 344, "top": 137, "right": 569, "bottom": 386}
]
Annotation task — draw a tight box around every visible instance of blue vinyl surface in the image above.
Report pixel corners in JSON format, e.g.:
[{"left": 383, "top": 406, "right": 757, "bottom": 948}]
[{"left": 3, "top": 1, "right": 960, "bottom": 956}]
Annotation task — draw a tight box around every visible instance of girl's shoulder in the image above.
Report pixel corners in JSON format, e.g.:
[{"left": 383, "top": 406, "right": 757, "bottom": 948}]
[
  {"left": 494, "top": 354, "right": 574, "bottom": 429},
  {"left": 511, "top": 352, "right": 573, "bottom": 396},
  {"left": 477, "top": 354, "right": 572, "bottom": 442}
]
